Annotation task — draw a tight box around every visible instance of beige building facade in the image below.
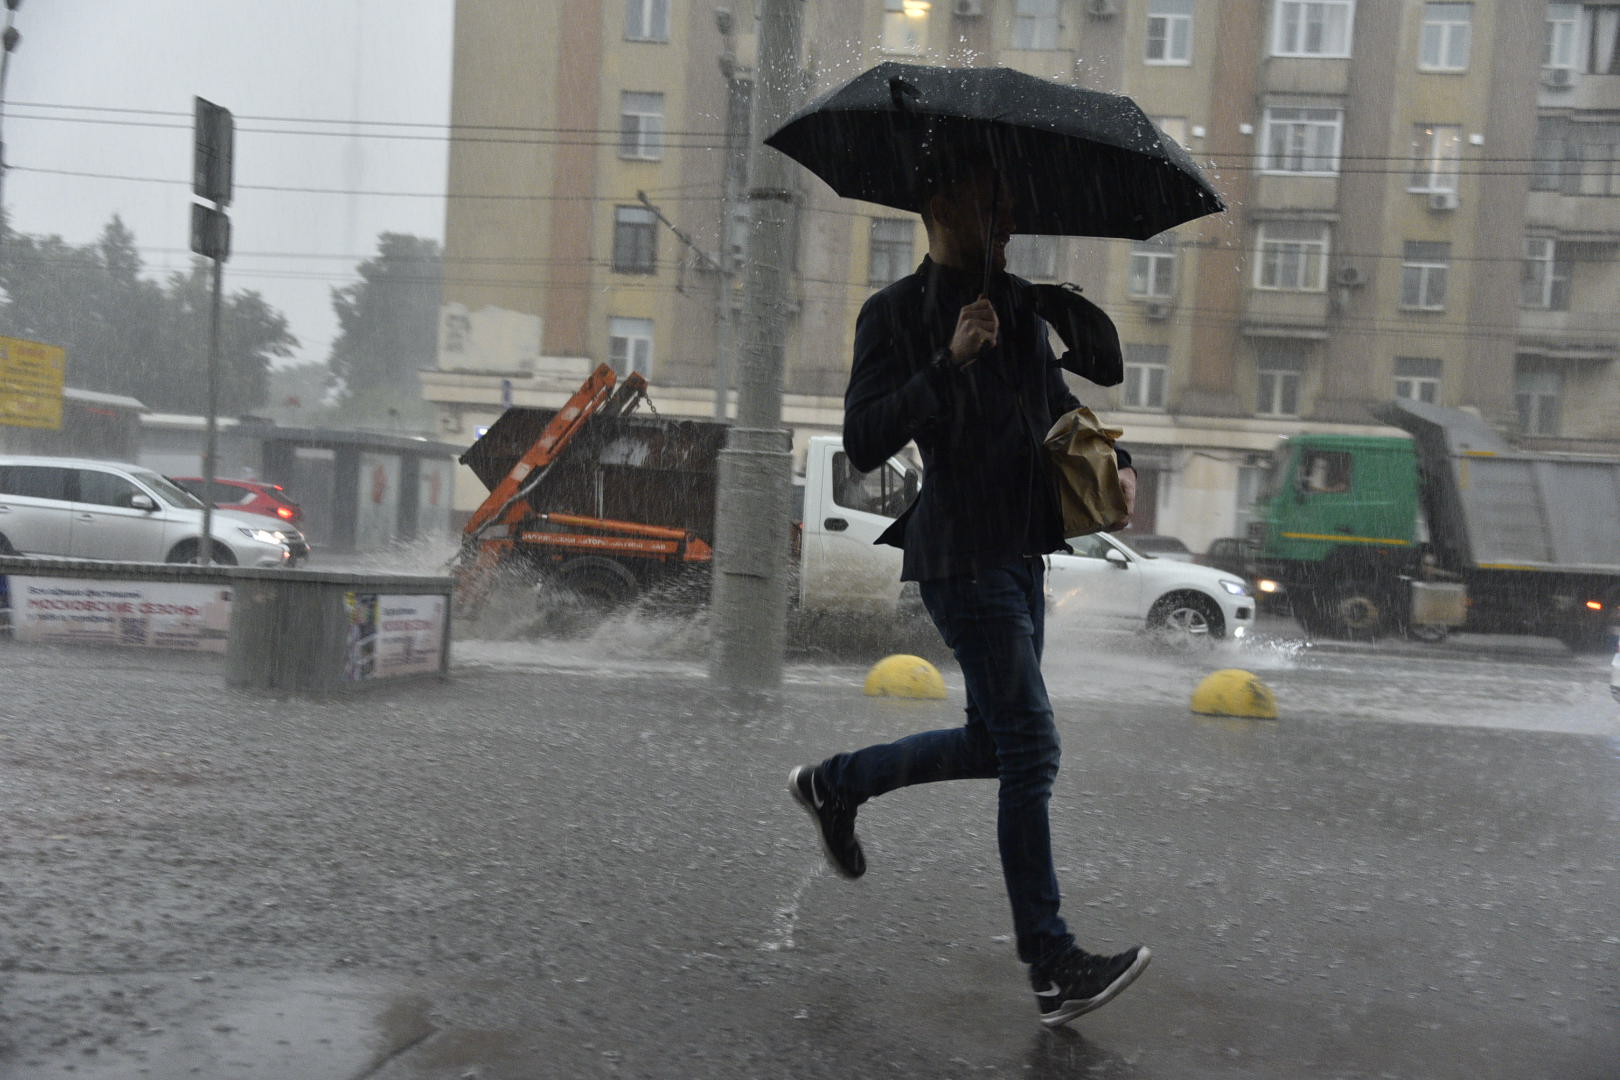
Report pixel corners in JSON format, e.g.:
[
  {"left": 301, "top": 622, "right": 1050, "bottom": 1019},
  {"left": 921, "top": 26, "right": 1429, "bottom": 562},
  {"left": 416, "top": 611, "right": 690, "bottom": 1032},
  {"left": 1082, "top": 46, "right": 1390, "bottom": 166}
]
[{"left": 429, "top": 0, "right": 1620, "bottom": 548}]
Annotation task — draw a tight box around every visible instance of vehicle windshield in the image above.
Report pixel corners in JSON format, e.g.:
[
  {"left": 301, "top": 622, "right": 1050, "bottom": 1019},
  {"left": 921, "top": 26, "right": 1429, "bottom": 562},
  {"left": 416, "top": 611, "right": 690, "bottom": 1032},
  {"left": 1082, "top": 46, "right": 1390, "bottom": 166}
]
[{"left": 137, "top": 471, "right": 205, "bottom": 510}]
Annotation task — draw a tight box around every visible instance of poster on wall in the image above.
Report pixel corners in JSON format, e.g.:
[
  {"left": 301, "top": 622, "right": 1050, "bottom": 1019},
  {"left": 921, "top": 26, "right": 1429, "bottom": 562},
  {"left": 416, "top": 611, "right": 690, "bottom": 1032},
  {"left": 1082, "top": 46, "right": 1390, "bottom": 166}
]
[
  {"left": 343, "top": 592, "right": 445, "bottom": 681},
  {"left": 355, "top": 452, "right": 402, "bottom": 551},
  {"left": 0, "top": 576, "right": 233, "bottom": 651}
]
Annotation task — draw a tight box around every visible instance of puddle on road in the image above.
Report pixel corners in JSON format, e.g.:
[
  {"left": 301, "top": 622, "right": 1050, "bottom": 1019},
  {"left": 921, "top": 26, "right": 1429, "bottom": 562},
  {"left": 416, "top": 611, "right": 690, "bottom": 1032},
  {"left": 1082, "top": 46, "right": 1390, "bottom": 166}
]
[{"left": 6, "top": 972, "right": 433, "bottom": 1080}]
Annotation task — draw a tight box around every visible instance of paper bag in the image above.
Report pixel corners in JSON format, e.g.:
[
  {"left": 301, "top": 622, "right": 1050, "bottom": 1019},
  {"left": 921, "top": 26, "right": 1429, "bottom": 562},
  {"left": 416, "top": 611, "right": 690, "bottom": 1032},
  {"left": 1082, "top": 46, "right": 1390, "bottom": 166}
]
[{"left": 1044, "top": 407, "right": 1128, "bottom": 538}]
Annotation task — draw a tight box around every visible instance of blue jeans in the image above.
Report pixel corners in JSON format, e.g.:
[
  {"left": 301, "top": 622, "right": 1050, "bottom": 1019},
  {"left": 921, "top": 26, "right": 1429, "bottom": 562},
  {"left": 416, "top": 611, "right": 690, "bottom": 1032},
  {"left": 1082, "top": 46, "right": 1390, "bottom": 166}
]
[{"left": 819, "top": 557, "right": 1074, "bottom": 967}]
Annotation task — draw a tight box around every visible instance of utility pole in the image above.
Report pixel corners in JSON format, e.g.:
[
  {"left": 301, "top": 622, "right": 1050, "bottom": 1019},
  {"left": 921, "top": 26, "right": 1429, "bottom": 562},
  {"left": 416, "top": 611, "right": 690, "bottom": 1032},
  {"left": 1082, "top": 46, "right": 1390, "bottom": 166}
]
[
  {"left": 191, "top": 97, "right": 234, "bottom": 566},
  {"left": 708, "top": 0, "right": 802, "bottom": 692},
  {"left": 0, "top": 0, "right": 23, "bottom": 255}
]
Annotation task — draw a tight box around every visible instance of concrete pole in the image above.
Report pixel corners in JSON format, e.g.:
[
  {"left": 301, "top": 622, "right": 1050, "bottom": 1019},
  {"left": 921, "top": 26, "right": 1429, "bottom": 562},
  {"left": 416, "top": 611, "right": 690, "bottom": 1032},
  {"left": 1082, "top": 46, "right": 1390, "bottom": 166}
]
[
  {"left": 708, "top": 0, "right": 802, "bottom": 692},
  {"left": 199, "top": 252, "right": 224, "bottom": 566}
]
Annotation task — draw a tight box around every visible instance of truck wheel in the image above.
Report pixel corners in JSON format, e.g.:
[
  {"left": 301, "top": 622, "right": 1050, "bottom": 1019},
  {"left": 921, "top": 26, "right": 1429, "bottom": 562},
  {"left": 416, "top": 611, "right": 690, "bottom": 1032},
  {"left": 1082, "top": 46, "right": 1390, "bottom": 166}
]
[
  {"left": 1146, "top": 592, "right": 1224, "bottom": 651},
  {"left": 555, "top": 556, "right": 639, "bottom": 607},
  {"left": 1330, "top": 583, "right": 1387, "bottom": 639}
]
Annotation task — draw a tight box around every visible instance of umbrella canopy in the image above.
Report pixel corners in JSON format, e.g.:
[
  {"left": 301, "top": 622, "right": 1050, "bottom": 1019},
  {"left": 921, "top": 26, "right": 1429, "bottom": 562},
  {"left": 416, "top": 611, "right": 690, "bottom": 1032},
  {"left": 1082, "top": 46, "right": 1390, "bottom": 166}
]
[{"left": 765, "top": 61, "right": 1224, "bottom": 240}]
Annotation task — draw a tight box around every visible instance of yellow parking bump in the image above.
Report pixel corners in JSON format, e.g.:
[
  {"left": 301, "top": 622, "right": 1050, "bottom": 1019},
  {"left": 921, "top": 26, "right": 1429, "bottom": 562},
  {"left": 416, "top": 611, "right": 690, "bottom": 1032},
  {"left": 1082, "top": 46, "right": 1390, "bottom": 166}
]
[
  {"left": 1190, "top": 668, "right": 1278, "bottom": 720},
  {"left": 864, "top": 654, "right": 948, "bottom": 700}
]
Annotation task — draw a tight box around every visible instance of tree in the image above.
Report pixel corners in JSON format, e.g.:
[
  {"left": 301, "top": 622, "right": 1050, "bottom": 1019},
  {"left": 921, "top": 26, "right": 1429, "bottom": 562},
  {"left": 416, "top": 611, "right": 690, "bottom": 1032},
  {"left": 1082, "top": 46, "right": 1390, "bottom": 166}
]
[
  {"left": 0, "top": 216, "right": 297, "bottom": 415},
  {"left": 328, "top": 233, "right": 442, "bottom": 416}
]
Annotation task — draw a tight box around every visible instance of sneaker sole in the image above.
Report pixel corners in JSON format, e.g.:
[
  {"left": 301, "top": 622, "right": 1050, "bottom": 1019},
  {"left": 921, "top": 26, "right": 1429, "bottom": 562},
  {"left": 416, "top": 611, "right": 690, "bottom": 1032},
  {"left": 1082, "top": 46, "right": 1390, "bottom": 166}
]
[
  {"left": 1039, "top": 946, "right": 1152, "bottom": 1029},
  {"left": 787, "top": 767, "right": 863, "bottom": 880}
]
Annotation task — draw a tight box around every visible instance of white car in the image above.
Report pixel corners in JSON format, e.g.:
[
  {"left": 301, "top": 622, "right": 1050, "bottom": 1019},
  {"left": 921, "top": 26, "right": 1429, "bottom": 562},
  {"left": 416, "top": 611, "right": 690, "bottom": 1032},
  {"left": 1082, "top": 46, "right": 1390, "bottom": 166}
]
[
  {"left": 0, "top": 456, "right": 292, "bottom": 567},
  {"left": 1611, "top": 636, "right": 1619, "bottom": 705},
  {"left": 1046, "top": 531, "right": 1256, "bottom": 648}
]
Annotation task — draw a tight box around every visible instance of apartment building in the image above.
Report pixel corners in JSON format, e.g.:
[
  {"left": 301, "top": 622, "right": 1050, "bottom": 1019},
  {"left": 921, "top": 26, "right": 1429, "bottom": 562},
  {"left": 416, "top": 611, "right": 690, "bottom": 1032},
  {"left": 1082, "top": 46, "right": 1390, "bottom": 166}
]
[{"left": 429, "top": 0, "right": 1620, "bottom": 544}]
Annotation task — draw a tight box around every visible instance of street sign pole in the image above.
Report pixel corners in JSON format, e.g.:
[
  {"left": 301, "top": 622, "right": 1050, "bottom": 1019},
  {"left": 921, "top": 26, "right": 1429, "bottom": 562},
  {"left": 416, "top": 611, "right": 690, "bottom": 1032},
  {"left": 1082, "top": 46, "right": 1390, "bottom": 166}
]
[{"left": 192, "top": 97, "right": 233, "bottom": 567}]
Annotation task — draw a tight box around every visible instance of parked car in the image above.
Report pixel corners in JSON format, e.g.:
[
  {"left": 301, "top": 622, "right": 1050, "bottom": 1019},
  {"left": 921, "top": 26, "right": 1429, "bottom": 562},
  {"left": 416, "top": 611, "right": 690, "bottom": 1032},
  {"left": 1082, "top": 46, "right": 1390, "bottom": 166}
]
[
  {"left": 1200, "top": 535, "right": 1289, "bottom": 615},
  {"left": 1118, "top": 533, "right": 1195, "bottom": 561},
  {"left": 1046, "top": 531, "right": 1256, "bottom": 650},
  {"left": 1612, "top": 634, "right": 1619, "bottom": 705},
  {"left": 172, "top": 476, "right": 311, "bottom": 564},
  {"left": 0, "top": 456, "right": 292, "bottom": 567}
]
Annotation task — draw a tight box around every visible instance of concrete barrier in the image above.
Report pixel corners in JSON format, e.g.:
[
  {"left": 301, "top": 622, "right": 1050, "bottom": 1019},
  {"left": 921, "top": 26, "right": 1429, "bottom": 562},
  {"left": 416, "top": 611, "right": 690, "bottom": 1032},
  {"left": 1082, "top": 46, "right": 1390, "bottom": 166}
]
[{"left": 0, "top": 556, "right": 451, "bottom": 694}]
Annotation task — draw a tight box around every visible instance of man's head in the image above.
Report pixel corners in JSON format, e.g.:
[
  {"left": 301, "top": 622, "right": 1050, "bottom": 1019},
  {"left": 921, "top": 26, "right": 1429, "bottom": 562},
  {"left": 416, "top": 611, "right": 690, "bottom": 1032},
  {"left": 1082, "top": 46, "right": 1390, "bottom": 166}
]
[{"left": 919, "top": 161, "right": 1019, "bottom": 274}]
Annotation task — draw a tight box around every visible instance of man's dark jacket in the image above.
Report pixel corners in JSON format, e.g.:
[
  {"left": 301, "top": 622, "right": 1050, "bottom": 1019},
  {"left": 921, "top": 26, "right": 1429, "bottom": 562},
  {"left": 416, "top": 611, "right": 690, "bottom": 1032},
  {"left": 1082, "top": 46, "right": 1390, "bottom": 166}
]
[{"left": 843, "top": 256, "right": 1130, "bottom": 582}]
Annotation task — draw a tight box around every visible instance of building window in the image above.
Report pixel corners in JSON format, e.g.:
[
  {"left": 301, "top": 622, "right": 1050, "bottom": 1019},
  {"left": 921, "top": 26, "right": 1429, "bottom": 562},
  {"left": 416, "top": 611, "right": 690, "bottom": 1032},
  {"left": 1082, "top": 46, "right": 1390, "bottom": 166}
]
[
  {"left": 1408, "top": 124, "right": 1463, "bottom": 192},
  {"left": 882, "top": 0, "right": 928, "bottom": 55},
  {"left": 1122, "top": 345, "right": 1169, "bottom": 410},
  {"left": 619, "top": 92, "right": 665, "bottom": 160},
  {"left": 1006, "top": 235, "right": 1060, "bottom": 280},
  {"left": 1146, "top": 0, "right": 1194, "bottom": 64},
  {"left": 1516, "top": 362, "right": 1563, "bottom": 435},
  {"left": 1547, "top": 4, "right": 1581, "bottom": 69},
  {"left": 1393, "top": 356, "right": 1442, "bottom": 403},
  {"left": 1531, "top": 118, "right": 1620, "bottom": 196},
  {"left": 1546, "top": 3, "right": 1620, "bottom": 74},
  {"left": 868, "top": 218, "right": 914, "bottom": 286},
  {"left": 1255, "top": 348, "right": 1304, "bottom": 417},
  {"left": 612, "top": 206, "right": 658, "bottom": 273},
  {"left": 1400, "top": 241, "right": 1450, "bottom": 310},
  {"left": 1153, "top": 116, "right": 1189, "bottom": 149},
  {"left": 1013, "top": 0, "right": 1060, "bottom": 50},
  {"left": 1255, "top": 222, "right": 1330, "bottom": 291},
  {"left": 1128, "top": 236, "right": 1177, "bottom": 298},
  {"left": 1419, "top": 3, "right": 1472, "bottom": 71},
  {"left": 624, "top": 0, "right": 669, "bottom": 42},
  {"left": 1272, "top": 0, "right": 1355, "bottom": 58},
  {"left": 608, "top": 317, "right": 654, "bottom": 377},
  {"left": 1521, "top": 238, "right": 1572, "bottom": 310},
  {"left": 1260, "top": 107, "right": 1343, "bottom": 175}
]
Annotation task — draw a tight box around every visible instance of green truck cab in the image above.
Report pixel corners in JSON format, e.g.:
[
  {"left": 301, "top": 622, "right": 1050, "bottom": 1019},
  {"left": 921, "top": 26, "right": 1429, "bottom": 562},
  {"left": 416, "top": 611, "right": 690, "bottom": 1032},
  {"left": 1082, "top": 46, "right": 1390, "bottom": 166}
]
[{"left": 1253, "top": 400, "right": 1620, "bottom": 649}]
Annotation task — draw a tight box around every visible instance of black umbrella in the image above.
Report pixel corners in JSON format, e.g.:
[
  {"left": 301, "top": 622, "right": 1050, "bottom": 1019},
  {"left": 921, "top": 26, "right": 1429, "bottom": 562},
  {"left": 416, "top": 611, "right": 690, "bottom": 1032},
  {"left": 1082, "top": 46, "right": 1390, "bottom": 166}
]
[{"left": 765, "top": 61, "right": 1224, "bottom": 242}]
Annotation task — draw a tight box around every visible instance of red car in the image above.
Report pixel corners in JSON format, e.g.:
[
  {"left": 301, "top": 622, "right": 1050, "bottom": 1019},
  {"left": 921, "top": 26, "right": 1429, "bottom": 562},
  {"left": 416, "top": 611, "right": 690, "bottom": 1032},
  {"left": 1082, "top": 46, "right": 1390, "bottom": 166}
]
[{"left": 172, "top": 477, "right": 311, "bottom": 563}]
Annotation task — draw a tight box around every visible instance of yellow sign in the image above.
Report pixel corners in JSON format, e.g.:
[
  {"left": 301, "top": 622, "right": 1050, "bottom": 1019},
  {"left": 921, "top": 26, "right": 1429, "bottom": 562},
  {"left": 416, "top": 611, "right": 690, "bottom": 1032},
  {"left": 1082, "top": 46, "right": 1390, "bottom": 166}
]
[{"left": 0, "top": 336, "right": 68, "bottom": 430}]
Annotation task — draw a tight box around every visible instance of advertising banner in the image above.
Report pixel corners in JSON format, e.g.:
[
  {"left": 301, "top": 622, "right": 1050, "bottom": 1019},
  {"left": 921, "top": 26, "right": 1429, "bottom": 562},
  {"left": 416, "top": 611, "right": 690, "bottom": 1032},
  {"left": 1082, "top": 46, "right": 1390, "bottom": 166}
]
[
  {"left": 0, "top": 576, "right": 233, "bottom": 651},
  {"left": 0, "top": 336, "right": 68, "bottom": 431},
  {"left": 343, "top": 592, "right": 446, "bottom": 681}
]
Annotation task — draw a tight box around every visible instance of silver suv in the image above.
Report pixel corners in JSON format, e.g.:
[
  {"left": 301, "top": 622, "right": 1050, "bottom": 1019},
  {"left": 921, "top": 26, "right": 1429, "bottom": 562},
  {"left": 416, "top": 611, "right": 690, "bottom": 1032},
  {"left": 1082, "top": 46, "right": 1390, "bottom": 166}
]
[{"left": 0, "top": 456, "right": 291, "bottom": 567}]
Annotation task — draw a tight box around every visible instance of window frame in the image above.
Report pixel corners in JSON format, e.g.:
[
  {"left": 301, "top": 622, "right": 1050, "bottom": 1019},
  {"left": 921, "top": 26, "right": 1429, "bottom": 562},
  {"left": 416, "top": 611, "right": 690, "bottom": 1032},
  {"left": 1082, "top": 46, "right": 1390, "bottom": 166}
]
[
  {"left": 1256, "top": 362, "right": 1303, "bottom": 418},
  {"left": 1408, "top": 123, "right": 1463, "bottom": 193},
  {"left": 1012, "top": 0, "right": 1061, "bottom": 50},
  {"left": 1006, "top": 234, "right": 1060, "bottom": 281},
  {"left": 624, "top": 0, "right": 670, "bottom": 43},
  {"left": 868, "top": 218, "right": 915, "bottom": 287},
  {"left": 881, "top": 0, "right": 928, "bottom": 55},
  {"left": 1271, "top": 0, "right": 1356, "bottom": 59},
  {"left": 1121, "top": 346, "right": 1170, "bottom": 411},
  {"left": 1259, "top": 106, "right": 1344, "bottom": 176},
  {"left": 1515, "top": 365, "right": 1563, "bottom": 436},
  {"left": 611, "top": 205, "right": 659, "bottom": 274},
  {"left": 1520, "top": 237, "right": 1572, "bottom": 310},
  {"left": 1399, "top": 242, "right": 1451, "bottom": 311},
  {"left": 1128, "top": 238, "right": 1177, "bottom": 299},
  {"left": 1393, "top": 356, "right": 1443, "bottom": 404},
  {"left": 1418, "top": 2, "right": 1473, "bottom": 72},
  {"left": 607, "top": 317, "right": 654, "bottom": 378},
  {"left": 618, "top": 91, "right": 665, "bottom": 161},
  {"left": 1546, "top": 3, "right": 1580, "bottom": 69},
  {"left": 1254, "top": 221, "right": 1330, "bottom": 292},
  {"left": 1145, "top": 0, "right": 1194, "bottom": 65}
]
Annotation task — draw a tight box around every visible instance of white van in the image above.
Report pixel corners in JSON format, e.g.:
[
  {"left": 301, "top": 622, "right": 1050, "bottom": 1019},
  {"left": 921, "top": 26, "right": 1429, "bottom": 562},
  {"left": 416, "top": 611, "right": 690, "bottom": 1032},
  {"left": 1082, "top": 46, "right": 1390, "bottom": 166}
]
[{"left": 0, "top": 456, "right": 291, "bottom": 567}]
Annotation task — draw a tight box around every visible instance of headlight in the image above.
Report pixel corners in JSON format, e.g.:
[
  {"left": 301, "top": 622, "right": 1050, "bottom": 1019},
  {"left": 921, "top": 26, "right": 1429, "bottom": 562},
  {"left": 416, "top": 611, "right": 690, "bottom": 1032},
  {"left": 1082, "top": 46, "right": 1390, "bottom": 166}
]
[
  {"left": 1220, "top": 578, "right": 1252, "bottom": 597},
  {"left": 1257, "top": 579, "right": 1280, "bottom": 594},
  {"left": 239, "top": 527, "right": 286, "bottom": 546}
]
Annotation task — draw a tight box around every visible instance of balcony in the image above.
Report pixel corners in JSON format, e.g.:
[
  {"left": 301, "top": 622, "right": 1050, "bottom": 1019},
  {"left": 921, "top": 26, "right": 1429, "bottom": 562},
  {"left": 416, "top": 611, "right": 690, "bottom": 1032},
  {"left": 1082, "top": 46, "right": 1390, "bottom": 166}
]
[
  {"left": 1525, "top": 190, "right": 1620, "bottom": 242},
  {"left": 1251, "top": 173, "right": 1340, "bottom": 212},
  {"left": 1262, "top": 57, "right": 1351, "bottom": 97},
  {"left": 1536, "top": 70, "right": 1620, "bottom": 112},
  {"left": 1517, "top": 308, "right": 1620, "bottom": 360},
  {"left": 1241, "top": 289, "right": 1331, "bottom": 339}
]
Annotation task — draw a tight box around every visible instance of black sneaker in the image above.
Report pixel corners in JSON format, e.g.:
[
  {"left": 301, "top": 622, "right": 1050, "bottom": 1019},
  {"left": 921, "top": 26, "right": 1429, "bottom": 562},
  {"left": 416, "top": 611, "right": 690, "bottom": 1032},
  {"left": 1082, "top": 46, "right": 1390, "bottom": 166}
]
[
  {"left": 787, "top": 765, "right": 865, "bottom": 879},
  {"left": 1030, "top": 946, "right": 1152, "bottom": 1028}
]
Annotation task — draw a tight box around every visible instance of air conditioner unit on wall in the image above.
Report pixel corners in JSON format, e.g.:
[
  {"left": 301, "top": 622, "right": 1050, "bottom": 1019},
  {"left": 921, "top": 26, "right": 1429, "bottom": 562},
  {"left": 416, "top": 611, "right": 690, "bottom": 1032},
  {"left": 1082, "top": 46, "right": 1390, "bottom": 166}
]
[
  {"left": 1145, "top": 301, "right": 1171, "bottom": 320},
  {"left": 1333, "top": 266, "right": 1367, "bottom": 288},
  {"left": 1429, "top": 190, "right": 1460, "bottom": 211},
  {"left": 953, "top": 0, "right": 984, "bottom": 16},
  {"left": 1541, "top": 66, "right": 1575, "bottom": 89},
  {"left": 1086, "top": 0, "right": 1120, "bottom": 18}
]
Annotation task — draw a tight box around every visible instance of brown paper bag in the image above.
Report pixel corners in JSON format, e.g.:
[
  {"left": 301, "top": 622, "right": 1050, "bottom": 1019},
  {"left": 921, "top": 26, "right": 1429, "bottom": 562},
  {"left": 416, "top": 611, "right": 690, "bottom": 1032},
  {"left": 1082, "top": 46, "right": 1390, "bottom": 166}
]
[{"left": 1044, "top": 406, "right": 1128, "bottom": 538}]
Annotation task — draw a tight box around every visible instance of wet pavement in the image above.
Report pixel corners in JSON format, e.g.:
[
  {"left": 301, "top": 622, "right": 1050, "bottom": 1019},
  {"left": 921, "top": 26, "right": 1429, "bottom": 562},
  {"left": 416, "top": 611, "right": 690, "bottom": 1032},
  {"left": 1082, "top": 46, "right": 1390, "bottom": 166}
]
[{"left": 0, "top": 627, "right": 1616, "bottom": 1079}]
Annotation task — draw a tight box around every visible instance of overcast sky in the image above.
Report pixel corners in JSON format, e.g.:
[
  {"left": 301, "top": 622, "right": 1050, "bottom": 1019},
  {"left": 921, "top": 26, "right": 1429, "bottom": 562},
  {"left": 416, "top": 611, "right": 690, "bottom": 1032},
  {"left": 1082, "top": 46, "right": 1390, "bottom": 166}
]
[{"left": 3, "top": 0, "right": 455, "bottom": 368}]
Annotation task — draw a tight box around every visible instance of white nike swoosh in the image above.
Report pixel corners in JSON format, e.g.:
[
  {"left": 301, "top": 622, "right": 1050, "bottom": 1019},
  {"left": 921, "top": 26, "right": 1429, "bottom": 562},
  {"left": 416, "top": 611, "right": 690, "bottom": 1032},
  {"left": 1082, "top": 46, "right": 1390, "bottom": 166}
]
[{"left": 1034, "top": 983, "right": 1062, "bottom": 998}]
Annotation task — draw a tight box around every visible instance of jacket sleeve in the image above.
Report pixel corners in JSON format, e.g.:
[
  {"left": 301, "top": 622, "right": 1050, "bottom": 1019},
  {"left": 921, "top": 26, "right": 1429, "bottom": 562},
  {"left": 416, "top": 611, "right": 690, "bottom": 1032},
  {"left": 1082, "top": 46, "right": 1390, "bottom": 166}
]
[
  {"left": 1045, "top": 341, "right": 1133, "bottom": 471},
  {"left": 843, "top": 293, "right": 948, "bottom": 473}
]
